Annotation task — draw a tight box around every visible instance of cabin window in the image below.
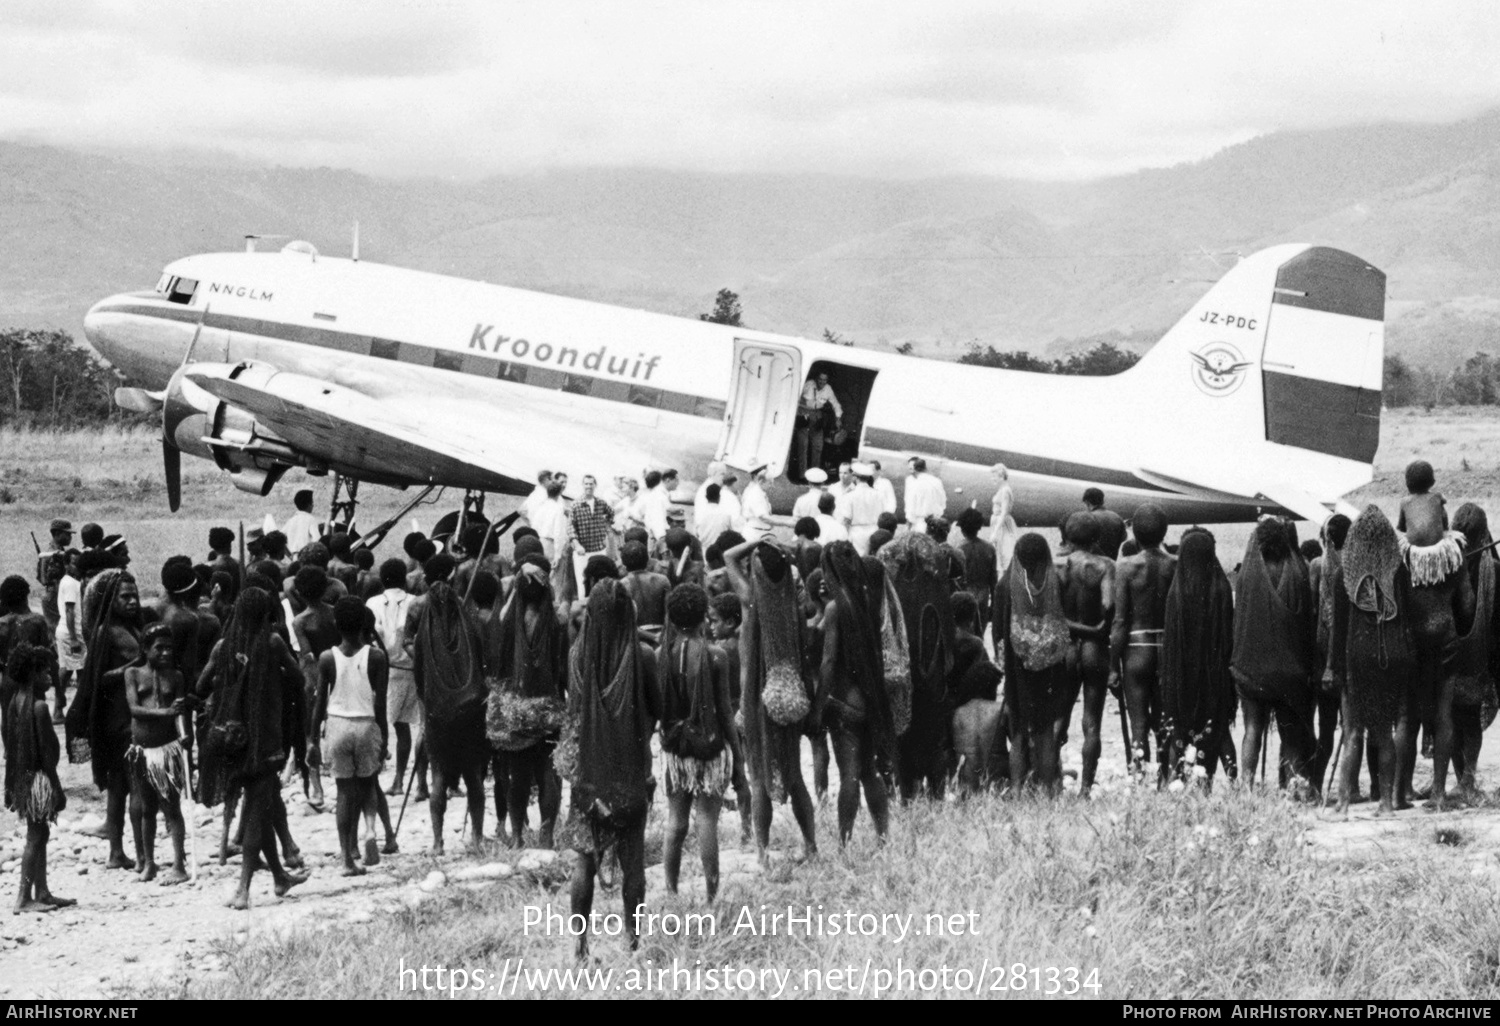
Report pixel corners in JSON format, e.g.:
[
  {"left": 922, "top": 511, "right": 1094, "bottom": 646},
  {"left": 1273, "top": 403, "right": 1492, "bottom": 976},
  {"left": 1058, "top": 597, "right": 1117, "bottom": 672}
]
[{"left": 166, "top": 277, "right": 198, "bottom": 305}]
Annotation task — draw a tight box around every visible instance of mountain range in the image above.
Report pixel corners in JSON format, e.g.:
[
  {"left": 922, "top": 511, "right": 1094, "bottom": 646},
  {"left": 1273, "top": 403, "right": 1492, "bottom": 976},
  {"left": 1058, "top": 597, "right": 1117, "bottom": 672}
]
[{"left": 3, "top": 110, "right": 1499, "bottom": 368}]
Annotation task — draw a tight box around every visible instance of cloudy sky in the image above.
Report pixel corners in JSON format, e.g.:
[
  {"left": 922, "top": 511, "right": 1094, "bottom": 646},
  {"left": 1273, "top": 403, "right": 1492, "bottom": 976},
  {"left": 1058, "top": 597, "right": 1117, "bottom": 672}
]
[{"left": 2, "top": 0, "right": 1497, "bottom": 180}]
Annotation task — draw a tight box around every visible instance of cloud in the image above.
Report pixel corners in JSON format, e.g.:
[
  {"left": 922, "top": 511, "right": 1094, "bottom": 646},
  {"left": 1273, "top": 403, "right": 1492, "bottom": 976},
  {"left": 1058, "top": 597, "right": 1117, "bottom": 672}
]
[{"left": 0, "top": 0, "right": 1495, "bottom": 180}]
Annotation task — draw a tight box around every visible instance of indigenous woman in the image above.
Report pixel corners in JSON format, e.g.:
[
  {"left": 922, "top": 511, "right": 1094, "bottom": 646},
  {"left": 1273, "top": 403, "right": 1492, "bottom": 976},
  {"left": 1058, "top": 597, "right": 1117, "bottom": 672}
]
[
  {"left": 1439, "top": 503, "right": 1498, "bottom": 804},
  {"left": 993, "top": 533, "right": 1071, "bottom": 795},
  {"left": 1160, "top": 528, "right": 1234, "bottom": 787},
  {"left": 4, "top": 644, "right": 74, "bottom": 912},
  {"left": 198, "top": 588, "right": 308, "bottom": 908},
  {"left": 558, "top": 580, "right": 659, "bottom": 957},
  {"left": 815, "top": 542, "right": 893, "bottom": 846},
  {"left": 879, "top": 532, "right": 955, "bottom": 800},
  {"left": 1332, "top": 506, "right": 1418, "bottom": 815}
]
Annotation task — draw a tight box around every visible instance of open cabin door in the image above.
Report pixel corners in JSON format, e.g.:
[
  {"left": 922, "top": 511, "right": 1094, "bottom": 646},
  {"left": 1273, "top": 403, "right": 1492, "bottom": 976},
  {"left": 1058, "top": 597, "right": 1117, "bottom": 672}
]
[{"left": 715, "top": 339, "right": 802, "bottom": 478}]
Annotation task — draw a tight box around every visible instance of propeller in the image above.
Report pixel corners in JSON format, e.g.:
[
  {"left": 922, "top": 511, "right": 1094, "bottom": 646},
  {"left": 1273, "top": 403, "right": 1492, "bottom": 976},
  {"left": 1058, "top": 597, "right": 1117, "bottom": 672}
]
[{"left": 158, "top": 304, "right": 209, "bottom": 512}]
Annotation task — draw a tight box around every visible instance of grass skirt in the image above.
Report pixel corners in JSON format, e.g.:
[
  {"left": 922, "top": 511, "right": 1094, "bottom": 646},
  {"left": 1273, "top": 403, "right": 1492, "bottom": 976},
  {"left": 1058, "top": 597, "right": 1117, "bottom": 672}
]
[
  {"left": 15, "top": 772, "right": 63, "bottom": 824},
  {"left": 126, "top": 741, "right": 186, "bottom": 800},
  {"left": 662, "top": 747, "right": 732, "bottom": 798},
  {"left": 1401, "top": 532, "right": 1464, "bottom": 588}
]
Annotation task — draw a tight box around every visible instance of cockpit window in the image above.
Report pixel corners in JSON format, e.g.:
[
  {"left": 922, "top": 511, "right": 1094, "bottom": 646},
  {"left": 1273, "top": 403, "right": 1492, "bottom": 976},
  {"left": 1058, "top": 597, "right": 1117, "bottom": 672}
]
[{"left": 166, "top": 277, "right": 198, "bottom": 305}]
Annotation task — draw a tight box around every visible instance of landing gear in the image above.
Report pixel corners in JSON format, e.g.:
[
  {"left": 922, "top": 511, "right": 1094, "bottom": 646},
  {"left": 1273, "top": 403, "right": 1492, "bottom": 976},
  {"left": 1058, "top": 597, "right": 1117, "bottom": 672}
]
[{"left": 329, "top": 474, "right": 360, "bottom": 533}]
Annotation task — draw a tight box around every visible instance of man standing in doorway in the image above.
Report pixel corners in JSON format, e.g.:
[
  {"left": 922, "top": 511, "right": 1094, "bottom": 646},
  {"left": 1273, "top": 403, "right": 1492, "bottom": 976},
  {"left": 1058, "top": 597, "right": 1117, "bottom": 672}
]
[{"left": 796, "top": 372, "right": 842, "bottom": 476}]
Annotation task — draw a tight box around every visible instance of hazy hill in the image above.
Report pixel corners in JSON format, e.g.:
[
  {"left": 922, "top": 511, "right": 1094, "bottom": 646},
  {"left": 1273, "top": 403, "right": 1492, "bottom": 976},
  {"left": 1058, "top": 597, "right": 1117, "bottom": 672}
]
[{"left": 3, "top": 110, "right": 1499, "bottom": 367}]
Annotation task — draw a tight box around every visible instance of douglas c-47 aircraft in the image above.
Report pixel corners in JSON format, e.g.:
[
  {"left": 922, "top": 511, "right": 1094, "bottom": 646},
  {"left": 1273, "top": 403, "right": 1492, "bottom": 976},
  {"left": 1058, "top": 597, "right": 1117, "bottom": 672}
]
[{"left": 83, "top": 239, "right": 1384, "bottom": 528}]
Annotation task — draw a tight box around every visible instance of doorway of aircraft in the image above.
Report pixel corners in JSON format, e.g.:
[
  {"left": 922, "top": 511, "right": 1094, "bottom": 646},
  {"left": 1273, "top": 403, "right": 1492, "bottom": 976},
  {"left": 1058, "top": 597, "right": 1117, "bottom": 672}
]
[{"left": 787, "top": 359, "right": 877, "bottom": 484}]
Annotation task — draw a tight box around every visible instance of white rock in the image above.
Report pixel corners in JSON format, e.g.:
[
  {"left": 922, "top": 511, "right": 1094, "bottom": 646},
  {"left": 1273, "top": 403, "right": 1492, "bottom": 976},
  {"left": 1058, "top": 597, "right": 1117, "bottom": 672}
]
[
  {"left": 346, "top": 910, "right": 374, "bottom": 924},
  {"left": 419, "top": 870, "right": 447, "bottom": 892},
  {"left": 452, "top": 862, "right": 514, "bottom": 882},
  {"left": 516, "top": 849, "right": 557, "bottom": 873}
]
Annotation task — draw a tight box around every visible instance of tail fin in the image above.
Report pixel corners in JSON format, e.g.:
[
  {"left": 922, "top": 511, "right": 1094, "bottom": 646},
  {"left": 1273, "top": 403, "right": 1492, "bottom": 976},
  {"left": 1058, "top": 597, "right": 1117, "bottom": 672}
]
[{"left": 1127, "top": 244, "right": 1385, "bottom": 512}]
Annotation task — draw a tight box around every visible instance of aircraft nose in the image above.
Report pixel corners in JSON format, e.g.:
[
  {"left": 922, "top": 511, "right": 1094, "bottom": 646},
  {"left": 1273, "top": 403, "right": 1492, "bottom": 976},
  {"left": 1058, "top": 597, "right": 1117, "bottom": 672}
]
[{"left": 83, "top": 293, "right": 178, "bottom": 390}]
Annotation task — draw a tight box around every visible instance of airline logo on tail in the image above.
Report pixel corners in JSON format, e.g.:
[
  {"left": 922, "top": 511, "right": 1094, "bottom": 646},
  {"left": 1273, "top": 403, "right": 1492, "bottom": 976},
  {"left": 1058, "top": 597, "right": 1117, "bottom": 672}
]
[{"left": 1189, "top": 342, "right": 1253, "bottom": 397}]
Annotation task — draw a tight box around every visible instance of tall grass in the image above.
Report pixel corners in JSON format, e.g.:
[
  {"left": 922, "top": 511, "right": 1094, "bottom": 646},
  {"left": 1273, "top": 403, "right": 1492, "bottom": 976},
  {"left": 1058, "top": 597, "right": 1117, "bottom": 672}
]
[{"left": 132, "top": 787, "right": 1500, "bottom": 1000}]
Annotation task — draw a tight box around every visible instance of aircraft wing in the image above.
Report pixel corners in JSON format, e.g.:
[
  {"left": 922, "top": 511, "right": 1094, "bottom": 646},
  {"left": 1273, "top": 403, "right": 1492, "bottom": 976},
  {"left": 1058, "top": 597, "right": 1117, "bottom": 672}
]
[
  {"left": 1136, "top": 466, "right": 1355, "bottom": 523},
  {"left": 187, "top": 369, "right": 528, "bottom": 491}
]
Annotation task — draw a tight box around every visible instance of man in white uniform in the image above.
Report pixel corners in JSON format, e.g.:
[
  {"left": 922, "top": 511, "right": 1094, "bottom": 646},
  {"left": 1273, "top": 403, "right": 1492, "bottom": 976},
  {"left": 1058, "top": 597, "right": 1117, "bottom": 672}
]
[
  {"left": 814, "top": 492, "right": 850, "bottom": 544},
  {"left": 841, "top": 463, "right": 885, "bottom": 555},
  {"left": 870, "top": 460, "right": 898, "bottom": 515},
  {"left": 283, "top": 489, "right": 321, "bottom": 554},
  {"left": 793, "top": 467, "right": 828, "bottom": 519}
]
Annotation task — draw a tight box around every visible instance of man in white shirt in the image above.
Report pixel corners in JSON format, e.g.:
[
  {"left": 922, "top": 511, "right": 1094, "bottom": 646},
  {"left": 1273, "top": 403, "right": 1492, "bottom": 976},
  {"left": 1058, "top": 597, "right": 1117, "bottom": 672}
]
[
  {"left": 813, "top": 492, "right": 849, "bottom": 544},
  {"left": 796, "top": 371, "right": 843, "bottom": 475},
  {"left": 366, "top": 559, "right": 420, "bottom": 797},
  {"left": 841, "top": 463, "right": 885, "bottom": 555},
  {"left": 531, "top": 480, "right": 571, "bottom": 562},
  {"left": 903, "top": 456, "right": 948, "bottom": 526},
  {"left": 792, "top": 467, "right": 828, "bottom": 519},
  {"left": 522, "top": 470, "right": 553, "bottom": 522},
  {"left": 694, "top": 462, "right": 740, "bottom": 532},
  {"left": 832, "top": 462, "right": 857, "bottom": 524},
  {"left": 641, "top": 469, "right": 671, "bottom": 547},
  {"left": 870, "top": 459, "right": 898, "bottom": 515},
  {"left": 695, "top": 484, "right": 735, "bottom": 549},
  {"left": 283, "top": 489, "right": 321, "bottom": 554},
  {"left": 740, "top": 466, "right": 774, "bottom": 541}
]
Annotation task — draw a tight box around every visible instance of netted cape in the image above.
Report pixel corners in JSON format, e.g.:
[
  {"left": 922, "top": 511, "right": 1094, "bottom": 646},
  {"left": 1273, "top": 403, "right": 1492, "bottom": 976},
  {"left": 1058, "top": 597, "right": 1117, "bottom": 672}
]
[
  {"left": 738, "top": 549, "right": 810, "bottom": 801},
  {"left": 1339, "top": 506, "right": 1415, "bottom": 733},
  {"left": 1005, "top": 557, "right": 1069, "bottom": 673},
  {"left": 1450, "top": 503, "right": 1499, "bottom": 717},
  {"left": 821, "top": 543, "right": 894, "bottom": 761},
  {"left": 560, "top": 580, "right": 656, "bottom": 821},
  {"left": 1161, "top": 531, "right": 1234, "bottom": 753},
  {"left": 64, "top": 569, "right": 137, "bottom": 786},
  {"left": 414, "top": 581, "right": 487, "bottom": 775},
  {"left": 197, "top": 589, "right": 289, "bottom": 805},
  {"left": 879, "top": 532, "right": 954, "bottom": 706},
  {"left": 1231, "top": 527, "right": 1315, "bottom": 706}
]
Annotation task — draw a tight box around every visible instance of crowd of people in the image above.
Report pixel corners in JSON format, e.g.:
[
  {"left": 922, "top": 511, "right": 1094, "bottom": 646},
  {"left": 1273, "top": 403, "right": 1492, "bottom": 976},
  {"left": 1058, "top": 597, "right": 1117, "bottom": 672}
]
[{"left": 1, "top": 457, "right": 1495, "bottom": 954}]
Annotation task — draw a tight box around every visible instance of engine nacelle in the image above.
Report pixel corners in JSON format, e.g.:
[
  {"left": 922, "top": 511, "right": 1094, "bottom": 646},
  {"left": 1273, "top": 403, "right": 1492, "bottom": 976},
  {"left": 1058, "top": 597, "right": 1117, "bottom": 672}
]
[{"left": 163, "top": 361, "right": 296, "bottom": 497}]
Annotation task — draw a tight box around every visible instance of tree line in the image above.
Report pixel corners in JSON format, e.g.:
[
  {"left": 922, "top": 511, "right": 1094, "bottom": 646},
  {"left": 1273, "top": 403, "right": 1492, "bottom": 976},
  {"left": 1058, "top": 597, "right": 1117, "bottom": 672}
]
[{"left": 0, "top": 329, "right": 133, "bottom": 428}]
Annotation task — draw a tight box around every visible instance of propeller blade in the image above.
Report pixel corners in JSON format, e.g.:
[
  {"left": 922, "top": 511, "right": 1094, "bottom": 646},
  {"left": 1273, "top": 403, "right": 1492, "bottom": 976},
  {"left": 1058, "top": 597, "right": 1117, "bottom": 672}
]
[
  {"left": 114, "top": 387, "right": 165, "bottom": 414},
  {"left": 163, "top": 439, "right": 182, "bottom": 512}
]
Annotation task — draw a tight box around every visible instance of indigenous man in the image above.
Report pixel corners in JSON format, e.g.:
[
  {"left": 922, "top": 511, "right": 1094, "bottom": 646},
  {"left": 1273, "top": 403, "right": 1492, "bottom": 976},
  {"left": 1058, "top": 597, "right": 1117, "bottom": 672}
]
[
  {"left": 4, "top": 644, "right": 74, "bottom": 913},
  {"left": 1438, "top": 503, "right": 1498, "bottom": 806},
  {"left": 663, "top": 528, "right": 704, "bottom": 590},
  {"left": 814, "top": 542, "right": 893, "bottom": 846},
  {"left": 1055, "top": 513, "right": 1115, "bottom": 795},
  {"left": 1311, "top": 514, "right": 1352, "bottom": 793},
  {"left": 411, "top": 555, "right": 488, "bottom": 853},
  {"left": 1332, "top": 507, "right": 1418, "bottom": 816},
  {"left": 156, "top": 560, "right": 220, "bottom": 705},
  {"left": 722, "top": 538, "right": 818, "bottom": 862},
  {"left": 660, "top": 583, "right": 738, "bottom": 900},
  {"left": 124, "top": 623, "right": 190, "bottom": 885},
  {"left": 0, "top": 576, "right": 54, "bottom": 690},
  {"left": 291, "top": 567, "right": 339, "bottom": 811},
  {"left": 1395, "top": 460, "right": 1468, "bottom": 807},
  {"left": 485, "top": 557, "right": 567, "bottom": 848},
  {"left": 994, "top": 533, "right": 1071, "bottom": 796},
  {"left": 207, "top": 526, "right": 242, "bottom": 583},
  {"left": 560, "top": 579, "right": 660, "bottom": 958},
  {"left": 1083, "top": 488, "right": 1128, "bottom": 560},
  {"left": 37, "top": 518, "right": 73, "bottom": 638},
  {"left": 707, "top": 591, "right": 752, "bottom": 844},
  {"left": 954, "top": 508, "right": 998, "bottom": 623},
  {"left": 65, "top": 569, "right": 144, "bottom": 870},
  {"left": 1108, "top": 503, "right": 1175, "bottom": 780},
  {"left": 948, "top": 592, "right": 1004, "bottom": 796},
  {"left": 368, "top": 559, "right": 425, "bottom": 801},
  {"left": 620, "top": 541, "right": 671, "bottom": 638},
  {"left": 315, "top": 597, "right": 389, "bottom": 874},
  {"left": 1160, "top": 529, "right": 1235, "bottom": 788},
  {"left": 791, "top": 518, "right": 823, "bottom": 580},
  {"left": 1232, "top": 517, "right": 1318, "bottom": 793}
]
